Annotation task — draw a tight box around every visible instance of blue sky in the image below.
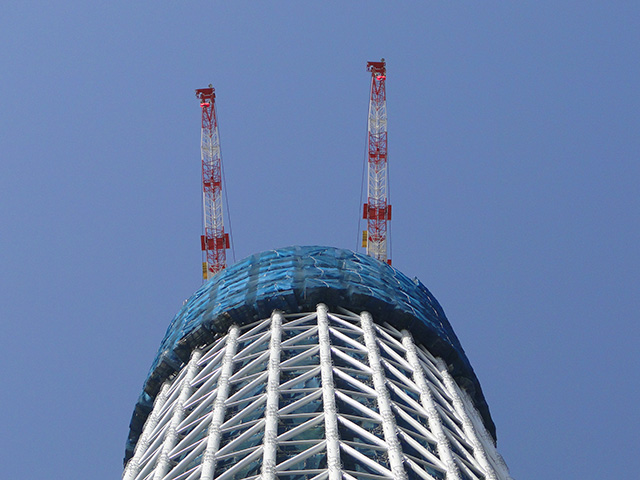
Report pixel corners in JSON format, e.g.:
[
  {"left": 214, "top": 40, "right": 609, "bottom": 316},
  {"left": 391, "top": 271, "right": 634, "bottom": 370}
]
[{"left": 1, "top": 2, "right": 638, "bottom": 478}]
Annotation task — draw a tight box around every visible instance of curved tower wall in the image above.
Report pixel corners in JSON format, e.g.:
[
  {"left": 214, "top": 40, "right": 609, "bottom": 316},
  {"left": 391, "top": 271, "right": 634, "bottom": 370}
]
[{"left": 123, "top": 246, "right": 511, "bottom": 480}]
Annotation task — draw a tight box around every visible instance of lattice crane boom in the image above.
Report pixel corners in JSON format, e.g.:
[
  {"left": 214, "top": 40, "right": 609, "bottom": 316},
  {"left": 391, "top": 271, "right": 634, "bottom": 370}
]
[
  {"left": 196, "top": 85, "right": 229, "bottom": 280},
  {"left": 362, "top": 59, "right": 391, "bottom": 264}
]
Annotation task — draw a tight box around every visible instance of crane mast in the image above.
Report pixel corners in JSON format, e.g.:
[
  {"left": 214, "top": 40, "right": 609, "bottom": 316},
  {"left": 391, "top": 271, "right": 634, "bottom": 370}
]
[
  {"left": 362, "top": 59, "right": 391, "bottom": 264},
  {"left": 196, "top": 86, "right": 229, "bottom": 280}
]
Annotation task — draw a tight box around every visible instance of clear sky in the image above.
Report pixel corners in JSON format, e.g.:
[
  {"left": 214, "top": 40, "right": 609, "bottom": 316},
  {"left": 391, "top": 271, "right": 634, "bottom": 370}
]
[{"left": 1, "top": 2, "right": 638, "bottom": 479}]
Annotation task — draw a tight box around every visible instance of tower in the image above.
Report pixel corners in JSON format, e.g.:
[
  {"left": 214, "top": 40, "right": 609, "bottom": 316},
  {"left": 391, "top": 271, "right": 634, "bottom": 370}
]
[
  {"left": 123, "top": 246, "right": 512, "bottom": 480},
  {"left": 196, "top": 86, "right": 230, "bottom": 280},
  {"left": 362, "top": 60, "right": 391, "bottom": 264}
]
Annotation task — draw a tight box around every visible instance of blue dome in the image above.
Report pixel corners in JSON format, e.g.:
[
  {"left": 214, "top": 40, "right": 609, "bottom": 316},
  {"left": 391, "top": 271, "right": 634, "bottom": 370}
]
[{"left": 126, "top": 246, "right": 496, "bottom": 460}]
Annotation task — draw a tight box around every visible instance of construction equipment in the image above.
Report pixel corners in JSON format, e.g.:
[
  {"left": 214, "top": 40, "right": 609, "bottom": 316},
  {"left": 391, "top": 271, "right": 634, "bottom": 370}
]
[
  {"left": 196, "top": 85, "right": 230, "bottom": 280},
  {"left": 362, "top": 59, "right": 392, "bottom": 265}
]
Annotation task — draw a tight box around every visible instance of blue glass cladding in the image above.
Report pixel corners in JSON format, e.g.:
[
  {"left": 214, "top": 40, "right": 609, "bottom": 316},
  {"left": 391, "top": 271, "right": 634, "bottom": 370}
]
[{"left": 125, "top": 246, "right": 495, "bottom": 463}]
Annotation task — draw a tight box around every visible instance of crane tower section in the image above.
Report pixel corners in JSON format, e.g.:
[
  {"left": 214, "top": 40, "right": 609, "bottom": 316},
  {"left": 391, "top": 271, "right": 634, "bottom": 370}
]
[
  {"left": 363, "top": 59, "right": 391, "bottom": 264},
  {"left": 196, "top": 86, "right": 229, "bottom": 280}
]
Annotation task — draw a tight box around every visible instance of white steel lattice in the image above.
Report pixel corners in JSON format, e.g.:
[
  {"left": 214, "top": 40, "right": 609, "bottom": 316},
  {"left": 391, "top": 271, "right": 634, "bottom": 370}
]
[{"left": 124, "top": 306, "right": 511, "bottom": 480}]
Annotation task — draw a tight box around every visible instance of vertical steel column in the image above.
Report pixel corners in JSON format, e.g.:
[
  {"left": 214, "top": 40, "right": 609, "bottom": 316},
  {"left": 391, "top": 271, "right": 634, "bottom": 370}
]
[
  {"left": 153, "top": 350, "right": 202, "bottom": 480},
  {"left": 317, "top": 304, "right": 343, "bottom": 480},
  {"left": 435, "top": 358, "right": 498, "bottom": 480},
  {"left": 201, "top": 325, "right": 240, "bottom": 480},
  {"left": 123, "top": 383, "right": 172, "bottom": 480},
  {"left": 457, "top": 387, "right": 512, "bottom": 480},
  {"left": 261, "top": 312, "right": 283, "bottom": 480},
  {"left": 401, "top": 330, "right": 461, "bottom": 480},
  {"left": 360, "top": 312, "right": 407, "bottom": 480}
]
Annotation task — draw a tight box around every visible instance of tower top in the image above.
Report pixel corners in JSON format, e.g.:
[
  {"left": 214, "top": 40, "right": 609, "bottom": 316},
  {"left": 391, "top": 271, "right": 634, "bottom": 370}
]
[
  {"left": 125, "top": 246, "right": 496, "bottom": 461},
  {"left": 195, "top": 85, "right": 215, "bottom": 103},
  {"left": 367, "top": 58, "right": 386, "bottom": 76}
]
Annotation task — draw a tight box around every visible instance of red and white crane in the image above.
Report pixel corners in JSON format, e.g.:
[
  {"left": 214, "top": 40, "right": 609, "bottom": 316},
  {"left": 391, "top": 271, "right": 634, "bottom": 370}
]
[
  {"left": 362, "top": 59, "right": 392, "bottom": 264},
  {"left": 196, "top": 85, "right": 230, "bottom": 280}
]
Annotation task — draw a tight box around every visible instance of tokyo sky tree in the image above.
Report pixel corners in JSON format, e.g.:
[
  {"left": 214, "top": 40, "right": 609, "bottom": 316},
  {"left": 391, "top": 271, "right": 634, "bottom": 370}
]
[{"left": 123, "top": 246, "right": 512, "bottom": 480}]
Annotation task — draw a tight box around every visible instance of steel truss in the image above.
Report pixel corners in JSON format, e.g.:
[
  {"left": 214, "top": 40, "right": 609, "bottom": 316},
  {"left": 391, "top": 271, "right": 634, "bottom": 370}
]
[
  {"left": 124, "top": 306, "right": 511, "bottom": 480},
  {"left": 196, "top": 86, "right": 229, "bottom": 280},
  {"left": 363, "top": 60, "right": 391, "bottom": 264}
]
